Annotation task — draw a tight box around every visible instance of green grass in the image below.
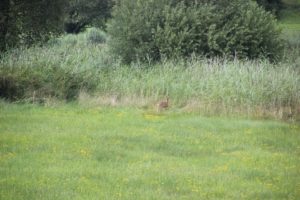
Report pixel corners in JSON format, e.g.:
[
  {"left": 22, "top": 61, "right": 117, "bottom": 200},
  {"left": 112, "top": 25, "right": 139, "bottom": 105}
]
[
  {"left": 1, "top": 4, "right": 300, "bottom": 200},
  {"left": 279, "top": 10, "right": 300, "bottom": 30},
  {"left": 281, "top": 0, "right": 300, "bottom": 6},
  {"left": 0, "top": 102, "right": 300, "bottom": 200},
  {"left": 279, "top": 0, "right": 300, "bottom": 30}
]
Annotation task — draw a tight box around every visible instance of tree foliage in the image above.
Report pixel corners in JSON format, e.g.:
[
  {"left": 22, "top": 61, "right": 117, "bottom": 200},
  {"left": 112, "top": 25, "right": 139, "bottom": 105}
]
[
  {"left": 0, "top": 0, "right": 67, "bottom": 51},
  {"left": 64, "top": 0, "right": 114, "bottom": 34},
  {"left": 0, "top": 0, "right": 115, "bottom": 50},
  {"left": 0, "top": 0, "right": 9, "bottom": 51},
  {"left": 108, "top": 0, "right": 283, "bottom": 63},
  {"left": 255, "top": 0, "right": 282, "bottom": 14}
]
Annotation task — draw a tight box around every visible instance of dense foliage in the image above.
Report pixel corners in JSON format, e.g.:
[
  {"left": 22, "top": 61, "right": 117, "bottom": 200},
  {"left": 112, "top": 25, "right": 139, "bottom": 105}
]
[
  {"left": 0, "top": 0, "right": 282, "bottom": 52},
  {"left": 0, "top": 0, "right": 67, "bottom": 51},
  {"left": 0, "top": 0, "right": 114, "bottom": 51},
  {"left": 0, "top": 29, "right": 108, "bottom": 101},
  {"left": 256, "top": 0, "right": 282, "bottom": 14},
  {"left": 64, "top": 0, "right": 114, "bottom": 34},
  {"left": 0, "top": 0, "right": 9, "bottom": 51},
  {"left": 108, "top": 0, "right": 283, "bottom": 63}
]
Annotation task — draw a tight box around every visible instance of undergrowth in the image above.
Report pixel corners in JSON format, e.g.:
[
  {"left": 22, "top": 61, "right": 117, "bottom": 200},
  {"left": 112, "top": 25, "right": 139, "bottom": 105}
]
[{"left": 0, "top": 27, "right": 299, "bottom": 120}]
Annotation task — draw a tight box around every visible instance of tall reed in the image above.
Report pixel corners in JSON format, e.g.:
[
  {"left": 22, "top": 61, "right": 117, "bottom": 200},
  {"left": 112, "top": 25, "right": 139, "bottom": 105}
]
[{"left": 1, "top": 29, "right": 299, "bottom": 119}]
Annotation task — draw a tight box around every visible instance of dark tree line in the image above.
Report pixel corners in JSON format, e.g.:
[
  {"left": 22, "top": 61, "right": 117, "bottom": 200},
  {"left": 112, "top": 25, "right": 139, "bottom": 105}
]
[
  {"left": 256, "top": 0, "right": 282, "bottom": 14},
  {"left": 0, "top": 0, "right": 114, "bottom": 51},
  {"left": 65, "top": 0, "right": 114, "bottom": 34},
  {"left": 0, "top": 0, "right": 11, "bottom": 51},
  {"left": 0, "top": 0, "right": 281, "bottom": 52},
  {"left": 0, "top": 0, "right": 67, "bottom": 51}
]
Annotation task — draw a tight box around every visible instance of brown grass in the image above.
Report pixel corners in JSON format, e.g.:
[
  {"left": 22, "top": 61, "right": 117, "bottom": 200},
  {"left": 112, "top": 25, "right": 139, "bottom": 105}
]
[{"left": 76, "top": 92, "right": 300, "bottom": 121}]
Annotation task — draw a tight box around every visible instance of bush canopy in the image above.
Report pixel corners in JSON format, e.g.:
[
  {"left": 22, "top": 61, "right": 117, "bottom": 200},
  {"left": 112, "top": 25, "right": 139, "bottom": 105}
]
[{"left": 108, "top": 0, "right": 283, "bottom": 63}]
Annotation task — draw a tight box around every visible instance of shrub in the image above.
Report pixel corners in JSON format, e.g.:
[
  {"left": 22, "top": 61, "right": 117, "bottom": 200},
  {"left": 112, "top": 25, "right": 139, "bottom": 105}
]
[
  {"left": 206, "top": 0, "right": 283, "bottom": 60},
  {"left": 108, "top": 0, "right": 167, "bottom": 63},
  {"left": 0, "top": 38, "right": 106, "bottom": 101},
  {"left": 108, "top": 0, "right": 283, "bottom": 63},
  {"left": 154, "top": 2, "right": 214, "bottom": 59},
  {"left": 87, "top": 28, "right": 107, "bottom": 44},
  {"left": 0, "top": 64, "right": 94, "bottom": 101}
]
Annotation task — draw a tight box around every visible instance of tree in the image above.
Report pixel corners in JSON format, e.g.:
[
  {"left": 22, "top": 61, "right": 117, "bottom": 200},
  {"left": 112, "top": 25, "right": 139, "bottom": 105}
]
[
  {"left": 256, "top": 0, "right": 282, "bottom": 14},
  {"left": 0, "top": 0, "right": 10, "bottom": 51},
  {"left": 1, "top": 0, "right": 67, "bottom": 51},
  {"left": 64, "top": 0, "right": 114, "bottom": 34}
]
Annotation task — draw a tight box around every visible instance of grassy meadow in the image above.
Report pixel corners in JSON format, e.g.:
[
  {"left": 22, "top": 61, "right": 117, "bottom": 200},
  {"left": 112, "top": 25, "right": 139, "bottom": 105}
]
[
  {"left": 0, "top": 102, "right": 300, "bottom": 200},
  {"left": 1, "top": 1, "right": 300, "bottom": 199}
]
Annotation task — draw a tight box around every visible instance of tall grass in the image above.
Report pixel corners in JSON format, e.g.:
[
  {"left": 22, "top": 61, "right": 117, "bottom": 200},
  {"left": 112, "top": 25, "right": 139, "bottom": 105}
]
[
  {"left": 90, "top": 58, "right": 300, "bottom": 119},
  {"left": 0, "top": 28, "right": 117, "bottom": 101},
  {"left": 0, "top": 28, "right": 299, "bottom": 119}
]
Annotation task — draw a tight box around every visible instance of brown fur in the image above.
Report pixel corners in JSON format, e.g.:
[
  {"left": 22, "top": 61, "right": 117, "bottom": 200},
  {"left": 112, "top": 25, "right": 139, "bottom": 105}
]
[{"left": 157, "top": 97, "right": 169, "bottom": 112}]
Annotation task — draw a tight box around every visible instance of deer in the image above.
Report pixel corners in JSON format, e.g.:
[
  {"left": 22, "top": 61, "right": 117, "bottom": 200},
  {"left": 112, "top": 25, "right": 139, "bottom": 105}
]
[{"left": 157, "top": 97, "right": 169, "bottom": 112}]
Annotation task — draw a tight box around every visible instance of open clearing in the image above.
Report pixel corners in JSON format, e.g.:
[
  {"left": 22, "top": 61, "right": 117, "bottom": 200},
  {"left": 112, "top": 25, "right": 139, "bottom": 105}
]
[{"left": 0, "top": 103, "right": 299, "bottom": 199}]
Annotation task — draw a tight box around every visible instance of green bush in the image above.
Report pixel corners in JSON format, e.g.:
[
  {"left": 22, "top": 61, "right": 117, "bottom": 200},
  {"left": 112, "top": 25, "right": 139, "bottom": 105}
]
[
  {"left": 207, "top": 0, "right": 283, "bottom": 59},
  {"left": 154, "top": 2, "right": 214, "bottom": 58},
  {"left": 108, "top": 0, "right": 166, "bottom": 63},
  {"left": 0, "top": 64, "right": 95, "bottom": 101},
  {"left": 0, "top": 36, "right": 106, "bottom": 101},
  {"left": 108, "top": 0, "right": 283, "bottom": 63},
  {"left": 87, "top": 28, "right": 107, "bottom": 44}
]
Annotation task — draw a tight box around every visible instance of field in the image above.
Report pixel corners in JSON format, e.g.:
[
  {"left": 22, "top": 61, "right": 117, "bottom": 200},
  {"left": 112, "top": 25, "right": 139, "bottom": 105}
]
[
  {"left": 0, "top": 102, "right": 299, "bottom": 200},
  {"left": 1, "top": 1, "right": 300, "bottom": 199},
  {"left": 280, "top": 0, "right": 300, "bottom": 30}
]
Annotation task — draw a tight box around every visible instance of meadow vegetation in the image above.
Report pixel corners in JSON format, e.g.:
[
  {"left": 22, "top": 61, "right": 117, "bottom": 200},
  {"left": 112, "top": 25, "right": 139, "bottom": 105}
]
[
  {"left": 1, "top": 0, "right": 299, "bottom": 121},
  {"left": 0, "top": 102, "right": 299, "bottom": 200},
  {"left": 1, "top": 0, "right": 300, "bottom": 199},
  {"left": 279, "top": 0, "right": 300, "bottom": 29},
  {"left": 1, "top": 27, "right": 300, "bottom": 120}
]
